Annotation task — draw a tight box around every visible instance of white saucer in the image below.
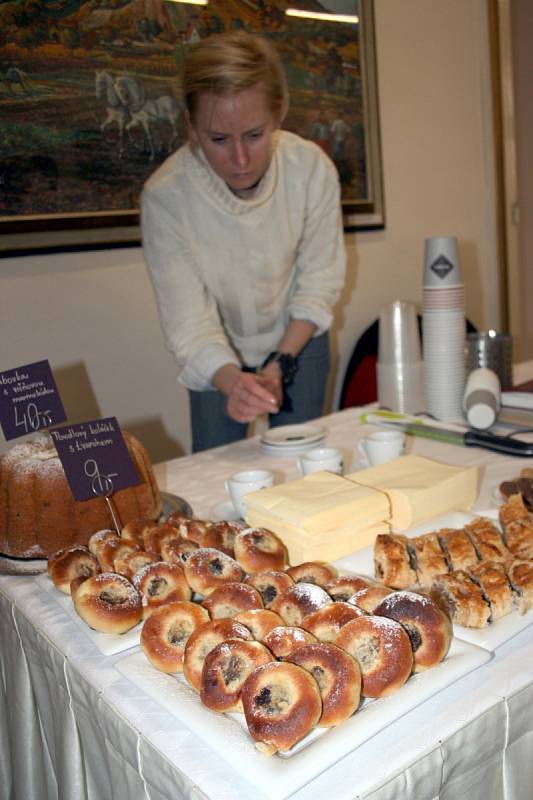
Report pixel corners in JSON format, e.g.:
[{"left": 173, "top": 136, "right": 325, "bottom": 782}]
[
  {"left": 260, "top": 423, "right": 326, "bottom": 448},
  {"left": 209, "top": 500, "right": 243, "bottom": 523},
  {"left": 260, "top": 439, "right": 326, "bottom": 457}
]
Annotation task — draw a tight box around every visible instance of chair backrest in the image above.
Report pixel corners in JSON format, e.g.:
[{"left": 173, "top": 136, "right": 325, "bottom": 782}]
[
  {"left": 339, "top": 316, "right": 477, "bottom": 409},
  {"left": 339, "top": 320, "right": 379, "bottom": 408}
]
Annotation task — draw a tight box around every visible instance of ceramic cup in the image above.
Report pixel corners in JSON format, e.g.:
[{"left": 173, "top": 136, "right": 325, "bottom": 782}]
[
  {"left": 224, "top": 469, "right": 274, "bottom": 519},
  {"left": 298, "top": 447, "right": 343, "bottom": 476},
  {"left": 358, "top": 430, "right": 406, "bottom": 466}
]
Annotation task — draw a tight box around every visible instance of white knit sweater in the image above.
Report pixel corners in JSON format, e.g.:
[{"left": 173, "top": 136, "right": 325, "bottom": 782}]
[{"left": 141, "top": 130, "right": 346, "bottom": 391}]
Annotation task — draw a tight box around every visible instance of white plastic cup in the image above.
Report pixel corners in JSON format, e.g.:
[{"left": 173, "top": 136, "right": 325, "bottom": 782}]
[
  {"left": 225, "top": 469, "right": 274, "bottom": 519},
  {"left": 378, "top": 301, "right": 421, "bottom": 365},
  {"left": 358, "top": 430, "right": 406, "bottom": 466},
  {"left": 298, "top": 447, "right": 343, "bottom": 476},
  {"left": 377, "top": 361, "right": 424, "bottom": 414},
  {"left": 463, "top": 368, "right": 501, "bottom": 429}
]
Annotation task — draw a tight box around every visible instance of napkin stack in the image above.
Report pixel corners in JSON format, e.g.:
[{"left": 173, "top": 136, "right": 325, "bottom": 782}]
[{"left": 244, "top": 455, "right": 479, "bottom": 564}]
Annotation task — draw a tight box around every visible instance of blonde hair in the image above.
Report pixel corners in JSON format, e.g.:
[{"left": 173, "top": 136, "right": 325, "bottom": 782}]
[{"left": 182, "top": 31, "right": 289, "bottom": 122}]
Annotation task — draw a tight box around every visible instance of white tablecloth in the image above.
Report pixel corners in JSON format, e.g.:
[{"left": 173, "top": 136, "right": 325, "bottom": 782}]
[{"left": 2, "top": 407, "right": 533, "bottom": 800}]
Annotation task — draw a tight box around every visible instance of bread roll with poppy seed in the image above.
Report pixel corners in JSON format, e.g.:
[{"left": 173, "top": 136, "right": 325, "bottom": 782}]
[
  {"left": 200, "top": 639, "right": 274, "bottom": 712},
  {"left": 288, "top": 642, "right": 361, "bottom": 727},
  {"left": 241, "top": 661, "right": 322, "bottom": 755},
  {"left": 201, "top": 582, "right": 263, "bottom": 619},
  {"left": 373, "top": 590, "right": 452, "bottom": 671},
  {"left": 335, "top": 615, "right": 413, "bottom": 698}
]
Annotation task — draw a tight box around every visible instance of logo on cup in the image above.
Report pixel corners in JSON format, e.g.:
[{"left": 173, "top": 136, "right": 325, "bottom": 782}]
[{"left": 430, "top": 254, "right": 454, "bottom": 279}]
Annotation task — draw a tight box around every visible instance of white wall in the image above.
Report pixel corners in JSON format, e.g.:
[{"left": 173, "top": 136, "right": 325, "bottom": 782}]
[{"left": 0, "top": 0, "right": 501, "bottom": 463}]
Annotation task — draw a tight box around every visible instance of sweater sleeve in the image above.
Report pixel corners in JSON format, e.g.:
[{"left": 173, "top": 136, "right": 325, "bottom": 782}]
[
  {"left": 288, "top": 151, "right": 346, "bottom": 333},
  {"left": 141, "top": 187, "right": 240, "bottom": 391}
]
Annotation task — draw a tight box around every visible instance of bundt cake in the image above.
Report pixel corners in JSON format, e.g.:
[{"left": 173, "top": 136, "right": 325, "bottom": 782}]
[{"left": 0, "top": 431, "right": 162, "bottom": 559}]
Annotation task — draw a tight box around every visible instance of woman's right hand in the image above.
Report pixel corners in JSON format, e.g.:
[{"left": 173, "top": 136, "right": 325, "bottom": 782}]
[{"left": 213, "top": 365, "right": 280, "bottom": 423}]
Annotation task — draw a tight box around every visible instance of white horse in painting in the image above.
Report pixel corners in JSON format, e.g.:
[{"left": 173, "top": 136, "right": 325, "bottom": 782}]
[
  {"left": 114, "top": 75, "right": 182, "bottom": 161},
  {"left": 95, "top": 70, "right": 129, "bottom": 157},
  {"left": 1, "top": 66, "right": 31, "bottom": 95}
]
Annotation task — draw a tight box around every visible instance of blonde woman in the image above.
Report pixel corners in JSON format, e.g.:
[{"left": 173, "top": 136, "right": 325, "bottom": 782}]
[{"left": 142, "top": 31, "right": 346, "bottom": 452}]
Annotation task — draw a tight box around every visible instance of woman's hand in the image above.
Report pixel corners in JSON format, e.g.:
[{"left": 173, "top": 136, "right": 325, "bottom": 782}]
[
  {"left": 258, "top": 360, "right": 284, "bottom": 408},
  {"left": 213, "top": 364, "right": 281, "bottom": 423}
]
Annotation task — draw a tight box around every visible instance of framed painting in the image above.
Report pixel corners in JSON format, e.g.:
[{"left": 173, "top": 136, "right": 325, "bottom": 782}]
[{"left": 0, "top": 0, "right": 384, "bottom": 256}]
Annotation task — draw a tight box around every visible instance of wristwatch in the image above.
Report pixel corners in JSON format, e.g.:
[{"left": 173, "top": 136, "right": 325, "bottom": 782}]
[{"left": 261, "top": 351, "right": 299, "bottom": 385}]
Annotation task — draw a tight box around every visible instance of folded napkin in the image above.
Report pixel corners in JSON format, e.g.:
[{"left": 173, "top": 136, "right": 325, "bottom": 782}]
[
  {"left": 245, "top": 471, "right": 390, "bottom": 563},
  {"left": 244, "top": 456, "right": 479, "bottom": 564},
  {"left": 345, "top": 454, "right": 479, "bottom": 530}
]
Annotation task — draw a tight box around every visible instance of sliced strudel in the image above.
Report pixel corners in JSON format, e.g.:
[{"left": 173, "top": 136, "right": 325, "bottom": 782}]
[
  {"left": 374, "top": 533, "right": 417, "bottom": 589},
  {"left": 507, "top": 559, "right": 533, "bottom": 614},
  {"left": 467, "top": 561, "right": 513, "bottom": 621},
  {"left": 430, "top": 570, "right": 491, "bottom": 628},
  {"left": 464, "top": 517, "right": 510, "bottom": 563},
  {"left": 437, "top": 527, "right": 479, "bottom": 571},
  {"left": 408, "top": 533, "right": 449, "bottom": 588}
]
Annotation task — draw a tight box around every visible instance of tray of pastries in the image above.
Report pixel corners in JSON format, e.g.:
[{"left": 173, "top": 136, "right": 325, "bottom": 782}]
[
  {"left": 337, "top": 492, "right": 533, "bottom": 652},
  {"left": 35, "top": 501, "right": 489, "bottom": 799},
  {"left": 34, "top": 497, "right": 495, "bottom": 799}
]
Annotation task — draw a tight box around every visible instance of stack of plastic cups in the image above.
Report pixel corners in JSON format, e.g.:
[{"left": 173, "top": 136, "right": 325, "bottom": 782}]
[
  {"left": 377, "top": 300, "right": 424, "bottom": 413},
  {"left": 422, "top": 237, "right": 466, "bottom": 420}
]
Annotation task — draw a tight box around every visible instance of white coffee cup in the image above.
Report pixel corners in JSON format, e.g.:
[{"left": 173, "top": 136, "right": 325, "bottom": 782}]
[
  {"left": 298, "top": 447, "right": 343, "bottom": 476},
  {"left": 225, "top": 469, "right": 274, "bottom": 519},
  {"left": 358, "top": 430, "right": 406, "bottom": 466}
]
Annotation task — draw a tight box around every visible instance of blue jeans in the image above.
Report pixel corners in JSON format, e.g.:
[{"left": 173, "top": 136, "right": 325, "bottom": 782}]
[{"left": 189, "top": 332, "right": 331, "bottom": 452}]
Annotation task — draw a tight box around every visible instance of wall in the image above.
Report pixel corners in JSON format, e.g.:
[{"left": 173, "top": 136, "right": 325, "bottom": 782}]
[
  {"left": 0, "top": 0, "right": 500, "bottom": 463},
  {"left": 511, "top": 0, "right": 533, "bottom": 358}
]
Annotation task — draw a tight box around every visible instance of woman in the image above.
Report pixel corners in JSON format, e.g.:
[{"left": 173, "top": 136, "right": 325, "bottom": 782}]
[{"left": 142, "top": 31, "right": 346, "bottom": 452}]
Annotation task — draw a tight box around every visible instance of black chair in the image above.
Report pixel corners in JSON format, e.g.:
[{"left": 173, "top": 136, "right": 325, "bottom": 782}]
[{"left": 339, "top": 316, "right": 477, "bottom": 409}]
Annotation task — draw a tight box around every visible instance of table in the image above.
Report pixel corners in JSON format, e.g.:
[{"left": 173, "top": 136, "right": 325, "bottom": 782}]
[{"left": 2, "top": 407, "right": 533, "bottom": 800}]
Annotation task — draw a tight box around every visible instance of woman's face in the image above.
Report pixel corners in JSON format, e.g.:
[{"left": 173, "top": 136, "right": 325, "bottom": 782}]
[{"left": 188, "top": 84, "right": 280, "bottom": 194}]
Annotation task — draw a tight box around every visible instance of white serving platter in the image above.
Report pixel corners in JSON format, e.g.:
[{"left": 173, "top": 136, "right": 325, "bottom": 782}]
[
  {"left": 334, "top": 511, "right": 533, "bottom": 652},
  {"left": 35, "top": 573, "right": 141, "bottom": 656},
  {"left": 116, "top": 638, "right": 489, "bottom": 800}
]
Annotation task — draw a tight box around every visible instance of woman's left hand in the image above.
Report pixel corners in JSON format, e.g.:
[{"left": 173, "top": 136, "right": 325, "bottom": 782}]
[
  {"left": 213, "top": 364, "right": 281, "bottom": 423},
  {"left": 258, "top": 362, "right": 284, "bottom": 409}
]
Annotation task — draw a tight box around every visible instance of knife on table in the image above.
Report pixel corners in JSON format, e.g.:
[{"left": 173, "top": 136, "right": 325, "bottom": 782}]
[
  {"left": 399, "top": 423, "right": 533, "bottom": 456},
  {"left": 360, "top": 412, "right": 533, "bottom": 457}
]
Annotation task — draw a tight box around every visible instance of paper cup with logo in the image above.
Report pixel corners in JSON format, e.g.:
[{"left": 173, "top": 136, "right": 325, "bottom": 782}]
[
  {"left": 298, "top": 447, "right": 343, "bottom": 476},
  {"left": 423, "top": 237, "right": 462, "bottom": 288},
  {"left": 225, "top": 469, "right": 274, "bottom": 519}
]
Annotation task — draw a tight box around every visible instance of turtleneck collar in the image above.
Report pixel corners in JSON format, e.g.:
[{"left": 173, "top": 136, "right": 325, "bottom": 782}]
[{"left": 185, "top": 132, "right": 279, "bottom": 215}]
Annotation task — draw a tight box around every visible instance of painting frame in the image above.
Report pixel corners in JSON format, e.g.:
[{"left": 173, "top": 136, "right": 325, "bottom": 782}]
[{"left": 0, "top": 0, "right": 384, "bottom": 257}]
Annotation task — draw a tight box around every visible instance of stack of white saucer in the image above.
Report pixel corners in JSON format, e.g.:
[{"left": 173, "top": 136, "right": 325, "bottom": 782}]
[
  {"left": 260, "top": 423, "right": 326, "bottom": 456},
  {"left": 422, "top": 236, "right": 466, "bottom": 420}
]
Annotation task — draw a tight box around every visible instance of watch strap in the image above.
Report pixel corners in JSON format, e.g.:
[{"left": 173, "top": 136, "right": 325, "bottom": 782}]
[{"left": 261, "top": 351, "right": 299, "bottom": 385}]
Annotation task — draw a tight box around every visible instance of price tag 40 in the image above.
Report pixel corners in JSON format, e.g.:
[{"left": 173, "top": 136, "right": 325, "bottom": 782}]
[{"left": 0, "top": 360, "right": 67, "bottom": 441}]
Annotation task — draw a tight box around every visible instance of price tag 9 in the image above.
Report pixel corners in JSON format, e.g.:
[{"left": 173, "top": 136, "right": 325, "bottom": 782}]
[{"left": 50, "top": 418, "right": 140, "bottom": 502}]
